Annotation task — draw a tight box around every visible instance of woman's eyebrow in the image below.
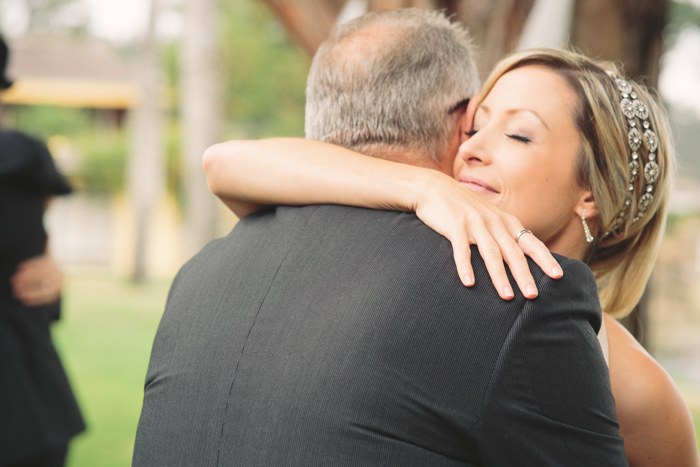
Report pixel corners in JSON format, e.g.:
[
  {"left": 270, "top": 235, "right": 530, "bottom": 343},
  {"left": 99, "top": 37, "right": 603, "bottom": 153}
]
[{"left": 490, "top": 106, "right": 550, "bottom": 130}]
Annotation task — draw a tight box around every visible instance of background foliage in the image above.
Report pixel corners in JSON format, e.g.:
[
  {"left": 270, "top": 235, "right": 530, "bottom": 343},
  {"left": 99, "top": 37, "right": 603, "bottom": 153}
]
[
  {"left": 7, "top": 0, "right": 308, "bottom": 195},
  {"left": 217, "top": 0, "right": 308, "bottom": 138}
]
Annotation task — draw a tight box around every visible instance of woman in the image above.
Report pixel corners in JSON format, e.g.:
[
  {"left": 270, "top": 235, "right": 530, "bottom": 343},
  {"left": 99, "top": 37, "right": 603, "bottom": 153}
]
[
  {"left": 204, "top": 49, "right": 699, "bottom": 466},
  {"left": 0, "top": 35, "right": 84, "bottom": 467}
]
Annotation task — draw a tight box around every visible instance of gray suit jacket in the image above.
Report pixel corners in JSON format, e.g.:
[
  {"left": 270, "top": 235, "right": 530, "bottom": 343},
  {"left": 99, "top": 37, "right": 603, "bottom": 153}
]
[{"left": 133, "top": 205, "right": 628, "bottom": 466}]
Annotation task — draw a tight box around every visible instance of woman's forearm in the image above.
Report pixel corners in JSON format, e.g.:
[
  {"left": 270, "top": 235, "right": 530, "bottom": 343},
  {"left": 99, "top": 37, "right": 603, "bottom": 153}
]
[
  {"left": 202, "top": 137, "right": 564, "bottom": 297},
  {"left": 202, "top": 137, "right": 445, "bottom": 218}
]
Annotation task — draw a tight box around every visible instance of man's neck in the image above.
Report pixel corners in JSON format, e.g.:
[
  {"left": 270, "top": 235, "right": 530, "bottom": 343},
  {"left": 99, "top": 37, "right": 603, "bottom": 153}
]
[{"left": 365, "top": 147, "right": 451, "bottom": 175}]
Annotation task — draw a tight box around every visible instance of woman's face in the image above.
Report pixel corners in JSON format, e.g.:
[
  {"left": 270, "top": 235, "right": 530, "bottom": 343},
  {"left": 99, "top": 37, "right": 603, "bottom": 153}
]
[{"left": 453, "top": 65, "right": 590, "bottom": 256}]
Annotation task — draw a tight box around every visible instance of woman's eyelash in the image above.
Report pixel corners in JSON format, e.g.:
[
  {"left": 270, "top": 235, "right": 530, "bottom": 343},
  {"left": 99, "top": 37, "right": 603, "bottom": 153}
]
[
  {"left": 465, "top": 129, "right": 531, "bottom": 143},
  {"left": 507, "top": 134, "right": 531, "bottom": 144}
]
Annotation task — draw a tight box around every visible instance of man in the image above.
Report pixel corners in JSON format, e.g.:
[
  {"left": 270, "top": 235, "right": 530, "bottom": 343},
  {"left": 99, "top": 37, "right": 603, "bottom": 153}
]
[{"left": 133, "top": 9, "right": 627, "bottom": 466}]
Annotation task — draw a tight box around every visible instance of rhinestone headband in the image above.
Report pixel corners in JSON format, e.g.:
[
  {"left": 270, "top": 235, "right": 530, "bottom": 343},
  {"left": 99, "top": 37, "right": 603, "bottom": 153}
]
[{"left": 605, "top": 74, "right": 660, "bottom": 236}]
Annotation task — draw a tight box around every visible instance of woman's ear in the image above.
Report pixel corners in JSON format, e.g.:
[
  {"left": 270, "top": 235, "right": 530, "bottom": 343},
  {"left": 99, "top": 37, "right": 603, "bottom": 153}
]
[{"left": 575, "top": 191, "right": 598, "bottom": 219}]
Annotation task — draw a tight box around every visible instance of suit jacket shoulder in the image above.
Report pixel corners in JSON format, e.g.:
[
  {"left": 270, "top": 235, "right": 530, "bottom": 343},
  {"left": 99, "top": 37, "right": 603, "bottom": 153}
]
[{"left": 476, "top": 257, "right": 628, "bottom": 466}]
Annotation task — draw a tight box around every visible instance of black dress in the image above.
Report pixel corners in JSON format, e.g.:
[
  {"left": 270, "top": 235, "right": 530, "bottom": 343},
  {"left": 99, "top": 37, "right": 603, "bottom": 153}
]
[{"left": 0, "top": 130, "right": 85, "bottom": 465}]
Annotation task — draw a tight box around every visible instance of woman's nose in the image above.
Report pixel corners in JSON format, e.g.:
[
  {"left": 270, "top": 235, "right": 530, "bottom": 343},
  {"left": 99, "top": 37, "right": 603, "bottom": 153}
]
[{"left": 458, "top": 131, "right": 491, "bottom": 165}]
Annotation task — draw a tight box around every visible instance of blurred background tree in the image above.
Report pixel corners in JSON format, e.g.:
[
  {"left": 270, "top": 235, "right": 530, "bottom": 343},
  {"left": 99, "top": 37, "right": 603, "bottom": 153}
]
[{"left": 15, "top": 0, "right": 88, "bottom": 35}]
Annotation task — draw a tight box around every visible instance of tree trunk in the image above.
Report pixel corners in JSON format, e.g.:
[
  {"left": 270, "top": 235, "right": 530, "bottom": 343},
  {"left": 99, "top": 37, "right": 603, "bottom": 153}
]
[
  {"left": 448, "top": 0, "right": 535, "bottom": 77},
  {"left": 180, "top": 0, "right": 223, "bottom": 256},
  {"left": 260, "top": 0, "right": 434, "bottom": 56},
  {"left": 260, "top": 0, "right": 347, "bottom": 55},
  {"left": 127, "top": 0, "right": 164, "bottom": 282},
  {"left": 571, "top": 0, "right": 668, "bottom": 87}
]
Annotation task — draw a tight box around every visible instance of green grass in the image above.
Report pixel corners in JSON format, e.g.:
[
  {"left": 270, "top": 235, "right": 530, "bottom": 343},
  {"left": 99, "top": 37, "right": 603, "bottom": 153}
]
[
  {"left": 51, "top": 274, "right": 699, "bottom": 465},
  {"left": 53, "top": 273, "right": 170, "bottom": 467}
]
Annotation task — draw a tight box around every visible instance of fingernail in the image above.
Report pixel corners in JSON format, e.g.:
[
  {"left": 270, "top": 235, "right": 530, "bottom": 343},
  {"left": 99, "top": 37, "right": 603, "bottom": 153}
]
[
  {"left": 503, "top": 286, "right": 514, "bottom": 299},
  {"left": 463, "top": 274, "right": 474, "bottom": 287},
  {"left": 526, "top": 284, "right": 538, "bottom": 298},
  {"left": 552, "top": 266, "right": 563, "bottom": 278}
]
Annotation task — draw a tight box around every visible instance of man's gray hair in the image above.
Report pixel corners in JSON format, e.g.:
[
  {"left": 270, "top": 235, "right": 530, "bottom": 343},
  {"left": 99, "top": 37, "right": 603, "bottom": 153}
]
[{"left": 305, "top": 8, "right": 479, "bottom": 163}]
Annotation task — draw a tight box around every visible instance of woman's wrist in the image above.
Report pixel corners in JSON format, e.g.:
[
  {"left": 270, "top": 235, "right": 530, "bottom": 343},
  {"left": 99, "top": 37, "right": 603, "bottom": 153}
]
[{"left": 400, "top": 167, "right": 453, "bottom": 213}]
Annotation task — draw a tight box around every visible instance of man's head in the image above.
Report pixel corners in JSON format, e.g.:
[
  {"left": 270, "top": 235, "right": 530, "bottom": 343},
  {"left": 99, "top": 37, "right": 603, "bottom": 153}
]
[{"left": 304, "top": 8, "right": 478, "bottom": 170}]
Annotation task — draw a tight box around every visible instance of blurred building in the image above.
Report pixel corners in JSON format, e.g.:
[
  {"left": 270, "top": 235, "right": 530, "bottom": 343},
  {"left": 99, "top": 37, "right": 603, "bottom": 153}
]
[{"left": 3, "top": 35, "right": 135, "bottom": 114}]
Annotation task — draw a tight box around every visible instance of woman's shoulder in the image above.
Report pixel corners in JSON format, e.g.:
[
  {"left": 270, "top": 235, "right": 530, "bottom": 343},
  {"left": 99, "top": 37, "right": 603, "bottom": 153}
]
[
  {"left": 604, "top": 314, "right": 699, "bottom": 466},
  {"left": 605, "top": 316, "right": 671, "bottom": 406}
]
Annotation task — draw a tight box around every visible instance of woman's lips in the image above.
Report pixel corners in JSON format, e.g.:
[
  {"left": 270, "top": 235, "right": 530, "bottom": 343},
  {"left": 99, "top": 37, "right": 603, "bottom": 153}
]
[{"left": 457, "top": 176, "right": 498, "bottom": 194}]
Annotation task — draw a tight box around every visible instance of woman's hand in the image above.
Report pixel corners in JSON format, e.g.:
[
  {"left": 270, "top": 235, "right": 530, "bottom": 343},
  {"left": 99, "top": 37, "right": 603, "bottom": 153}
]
[
  {"left": 412, "top": 170, "right": 563, "bottom": 300},
  {"left": 11, "top": 254, "right": 64, "bottom": 306}
]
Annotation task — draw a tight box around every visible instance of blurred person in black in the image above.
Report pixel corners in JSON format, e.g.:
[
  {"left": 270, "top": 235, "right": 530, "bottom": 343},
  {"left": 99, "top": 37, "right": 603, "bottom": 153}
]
[{"left": 0, "top": 35, "right": 84, "bottom": 467}]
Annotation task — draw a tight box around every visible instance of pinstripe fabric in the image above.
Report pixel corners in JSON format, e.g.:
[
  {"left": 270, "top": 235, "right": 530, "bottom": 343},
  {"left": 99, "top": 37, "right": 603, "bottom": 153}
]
[{"left": 133, "top": 205, "right": 627, "bottom": 466}]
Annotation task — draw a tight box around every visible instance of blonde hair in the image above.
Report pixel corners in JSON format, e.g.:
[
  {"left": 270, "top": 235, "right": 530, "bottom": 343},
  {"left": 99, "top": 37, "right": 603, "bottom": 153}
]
[{"left": 479, "top": 48, "right": 675, "bottom": 318}]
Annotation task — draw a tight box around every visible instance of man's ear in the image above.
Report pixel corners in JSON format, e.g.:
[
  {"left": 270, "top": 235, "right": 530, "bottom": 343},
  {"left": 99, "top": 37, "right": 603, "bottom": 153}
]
[{"left": 575, "top": 191, "right": 598, "bottom": 219}]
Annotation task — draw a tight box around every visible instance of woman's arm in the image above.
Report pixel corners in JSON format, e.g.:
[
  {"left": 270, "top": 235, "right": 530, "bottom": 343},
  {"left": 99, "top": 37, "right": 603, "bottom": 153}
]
[
  {"left": 203, "top": 138, "right": 426, "bottom": 219},
  {"left": 203, "top": 137, "right": 563, "bottom": 299}
]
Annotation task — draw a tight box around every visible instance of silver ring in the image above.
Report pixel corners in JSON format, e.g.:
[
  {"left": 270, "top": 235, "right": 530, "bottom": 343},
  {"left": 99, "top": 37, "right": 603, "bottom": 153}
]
[{"left": 514, "top": 229, "right": 533, "bottom": 243}]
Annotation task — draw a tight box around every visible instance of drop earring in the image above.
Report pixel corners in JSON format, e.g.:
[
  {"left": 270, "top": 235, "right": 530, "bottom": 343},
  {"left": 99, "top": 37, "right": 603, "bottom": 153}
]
[{"left": 581, "top": 208, "right": 594, "bottom": 244}]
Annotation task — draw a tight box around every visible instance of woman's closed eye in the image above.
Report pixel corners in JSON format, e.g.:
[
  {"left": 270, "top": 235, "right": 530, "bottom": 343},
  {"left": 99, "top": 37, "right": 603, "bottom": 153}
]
[
  {"left": 465, "top": 128, "right": 479, "bottom": 137},
  {"left": 506, "top": 133, "right": 531, "bottom": 144}
]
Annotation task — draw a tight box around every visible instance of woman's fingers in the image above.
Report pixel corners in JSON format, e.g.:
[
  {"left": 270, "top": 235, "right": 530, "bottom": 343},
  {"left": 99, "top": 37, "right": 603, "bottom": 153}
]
[
  {"left": 444, "top": 211, "right": 516, "bottom": 299},
  {"left": 470, "top": 229, "right": 516, "bottom": 300},
  {"left": 493, "top": 228, "right": 539, "bottom": 299},
  {"left": 441, "top": 209, "right": 534, "bottom": 300},
  {"left": 470, "top": 210, "right": 536, "bottom": 299},
  {"left": 451, "top": 237, "right": 475, "bottom": 287},
  {"left": 456, "top": 211, "right": 562, "bottom": 300},
  {"left": 418, "top": 181, "right": 562, "bottom": 300},
  {"left": 517, "top": 233, "right": 564, "bottom": 279}
]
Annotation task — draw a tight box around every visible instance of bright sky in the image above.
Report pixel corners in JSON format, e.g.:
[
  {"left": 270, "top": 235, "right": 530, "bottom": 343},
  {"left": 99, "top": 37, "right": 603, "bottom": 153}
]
[
  {"left": 660, "top": 25, "right": 700, "bottom": 118},
  {"left": 84, "top": 0, "right": 150, "bottom": 42},
  {"left": 0, "top": 0, "right": 180, "bottom": 42}
]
